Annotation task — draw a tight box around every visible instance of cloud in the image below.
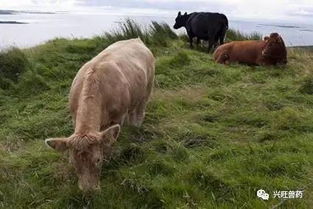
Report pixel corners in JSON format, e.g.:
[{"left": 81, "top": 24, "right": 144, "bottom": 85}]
[
  {"left": 287, "top": 4, "right": 313, "bottom": 17},
  {"left": 0, "top": 0, "right": 78, "bottom": 11},
  {"left": 1, "top": 0, "right": 313, "bottom": 21},
  {"left": 75, "top": 0, "right": 313, "bottom": 21},
  {"left": 76, "top": 0, "right": 230, "bottom": 11}
]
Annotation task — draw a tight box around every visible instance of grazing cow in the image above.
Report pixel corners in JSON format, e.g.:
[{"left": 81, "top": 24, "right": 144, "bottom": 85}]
[
  {"left": 214, "top": 33, "right": 287, "bottom": 65},
  {"left": 173, "top": 11, "right": 228, "bottom": 52},
  {"left": 45, "top": 38, "right": 155, "bottom": 192}
]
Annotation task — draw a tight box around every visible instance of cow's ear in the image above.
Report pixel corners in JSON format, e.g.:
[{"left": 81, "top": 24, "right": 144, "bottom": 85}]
[
  {"left": 264, "top": 36, "right": 270, "bottom": 41},
  {"left": 178, "top": 11, "right": 181, "bottom": 16},
  {"left": 277, "top": 37, "right": 282, "bottom": 43},
  {"left": 45, "top": 138, "right": 68, "bottom": 152},
  {"left": 184, "top": 12, "right": 187, "bottom": 16},
  {"left": 100, "top": 124, "right": 120, "bottom": 146}
]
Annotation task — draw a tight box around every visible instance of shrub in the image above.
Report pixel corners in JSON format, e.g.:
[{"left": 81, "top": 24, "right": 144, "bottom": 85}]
[
  {"left": 0, "top": 77, "right": 15, "bottom": 90},
  {"left": 16, "top": 69, "right": 50, "bottom": 96},
  {"left": 0, "top": 47, "right": 29, "bottom": 82}
]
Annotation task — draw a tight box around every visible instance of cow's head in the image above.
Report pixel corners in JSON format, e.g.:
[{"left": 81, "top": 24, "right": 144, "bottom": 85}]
[
  {"left": 262, "top": 33, "right": 287, "bottom": 64},
  {"left": 45, "top": 124, "right": 120, "bottom": 192},
  {"left": 173, "top": 11, "right": 188, "bottom": 29}
]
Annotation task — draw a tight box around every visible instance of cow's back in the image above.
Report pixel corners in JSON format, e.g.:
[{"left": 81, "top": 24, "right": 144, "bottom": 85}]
[
  {"left": 101, "top": 38, "right": 155, "bottom": 89},
  {"left": 214, "top": 40, "right": 266, "bottom": 65},
  {"left": 69, "top": 38, "right": 155, "bottom": 126},
  {"left": 187, "top": 12, "right": 227, "bottom": 39}
]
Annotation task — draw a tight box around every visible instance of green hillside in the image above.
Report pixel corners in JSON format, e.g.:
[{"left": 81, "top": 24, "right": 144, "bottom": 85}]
[{"left": 1, "top": 20, "right": 313, "bottom": 209}]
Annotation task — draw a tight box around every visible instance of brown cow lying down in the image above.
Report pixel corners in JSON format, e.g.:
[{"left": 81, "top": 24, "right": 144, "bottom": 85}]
[
  {"left": 214, "top": 33, "right": 287, "bottom": 65},
  {"left": 45, "top": 38, "right": 155, "bottom": 192}
]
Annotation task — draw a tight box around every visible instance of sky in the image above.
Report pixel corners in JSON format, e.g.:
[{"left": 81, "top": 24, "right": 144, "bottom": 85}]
[{"left": 1, "top": 0, "right": 313, "bottom": 22}]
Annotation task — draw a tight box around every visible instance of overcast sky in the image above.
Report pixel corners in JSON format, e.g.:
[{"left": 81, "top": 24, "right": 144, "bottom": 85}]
[{"left": 1, "top": 0, "right": 313, "bottom": 22}]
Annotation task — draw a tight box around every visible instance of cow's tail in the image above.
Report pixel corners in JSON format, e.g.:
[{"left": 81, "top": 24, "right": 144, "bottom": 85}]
[
  {"left": 224, "top": 18, "right": 229, "bottom": 30},
  {"left": 220, "top": 14, "right": 229, "bottom": 31}
]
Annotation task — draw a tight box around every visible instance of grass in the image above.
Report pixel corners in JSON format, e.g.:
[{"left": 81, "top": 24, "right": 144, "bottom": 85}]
[
  {"left": 226, "top": 29, "right": 262, "bottom": 41},
  {"left": 1, "top": 20, "right": 313, "bottom": 209}
]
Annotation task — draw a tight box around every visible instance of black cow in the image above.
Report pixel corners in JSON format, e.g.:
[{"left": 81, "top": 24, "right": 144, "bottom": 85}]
[{"left": 173, "top": 11, "right": 228, "bottom": 52}]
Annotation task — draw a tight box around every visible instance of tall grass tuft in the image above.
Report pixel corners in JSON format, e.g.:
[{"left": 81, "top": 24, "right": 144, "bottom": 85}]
[
  {"left": 149, "top": 21, "right": 178, "bottom": 46},
  {"left": 104, "top": 19, "right": 146, "bottom": 43},
  {"left": 226, "top": 29, "right": 262, "bottom": 41},
  {"left": 102, "top": 19, "right": 178, "bottom": 46}
]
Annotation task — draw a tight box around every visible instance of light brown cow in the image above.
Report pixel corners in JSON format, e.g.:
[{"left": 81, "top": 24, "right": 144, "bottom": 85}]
[
  {"left": 214, "top": 33, "right": 287, "bottom": 65},
  {"left": 45, "top": 38, "right": 155, "bottom": 192}
]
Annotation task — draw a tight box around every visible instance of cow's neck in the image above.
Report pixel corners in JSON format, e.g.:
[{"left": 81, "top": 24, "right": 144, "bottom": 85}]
[
  {"left": 75, "top": 96, "right": 102, "bottom": 134},
  {"left": 74, "top": 72, "right": 105, "bottom": 135}
]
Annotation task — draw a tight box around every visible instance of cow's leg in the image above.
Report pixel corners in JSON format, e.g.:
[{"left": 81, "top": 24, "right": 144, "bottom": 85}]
[
  {"left": 110, "top": 113, "right": 127, "bottom": 127},
  {"left": 219, "top": 35, "right": 224, "bottom": 45},
  {"left": 126, "top": 101, "right": 147, "bottom": 127},
  {"left": 127, "top": 109, "right": 138, "bottom": 126},
  {"left": 189, "top": 36, "right": 194, "bottom": 48},
  {"left": 208, "top": 41, "right": 214, "bottom": 53},
  {"left": 132, "top": 77, "right": 153, "bottom": 127},
  {"left": 134, "top": 102, "right": 147, "bottom": 127},
  {"left": 219, "top": 29, "right": 227, "bottom": 45},
  {"left": 216, "top": 53, "right": 229, "bottom": 64},
  {"left": 186, "top": 30, "right": 194, "bottom": 48},
  {"left": 208, "top": 33, "right": 218, "bottom": 53},
  {"left": 196, "top": 38, "right": 200, "bottom": 47}
]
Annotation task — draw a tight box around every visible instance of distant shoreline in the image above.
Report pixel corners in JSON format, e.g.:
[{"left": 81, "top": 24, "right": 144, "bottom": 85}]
[
  {"left": 290, "top": 45, "right": 313, "bottom": 50},
  {"left": 0, "top": 10, "right": 15, "bottom": 15},
  {"left": 258, "top": 24, "right": 300, "bottom": 29},
  {"left": 0, "top": 21, "right": 28, "bottom": 24},
  {"left": 0, "top": 9, "right": 55, "bottom": 15}
]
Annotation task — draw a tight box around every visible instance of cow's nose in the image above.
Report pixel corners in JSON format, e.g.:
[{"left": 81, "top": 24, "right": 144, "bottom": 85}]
[
  {"left": 79, "top": 182, "right": 101, "bottom": 192},
  {"left": 78, "top": 182, "right": 87, "bottom": 191},
  {"left": 94, "top": 185, "right": 101, "bottom": 191}
]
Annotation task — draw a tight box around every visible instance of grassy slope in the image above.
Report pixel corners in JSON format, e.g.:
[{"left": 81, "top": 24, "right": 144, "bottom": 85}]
[{"left": 1, "top": 22, "right": 313, "bottom": 209}]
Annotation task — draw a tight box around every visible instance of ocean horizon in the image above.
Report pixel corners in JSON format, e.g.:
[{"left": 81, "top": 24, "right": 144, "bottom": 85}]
[{"left": 1, "top": 9, "right": 313, "bottom": 49}]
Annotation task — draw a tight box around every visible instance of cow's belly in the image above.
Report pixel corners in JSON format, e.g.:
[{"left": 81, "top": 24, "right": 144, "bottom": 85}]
[
  {"left": 230, "top": 45, "right": 260, "bottom": 64},
  {"left": 99, "top": 65, "right": 149, "bottom": 127},
  {"left": 117, "top": 62, "right": 149, "bottom": 107}
]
